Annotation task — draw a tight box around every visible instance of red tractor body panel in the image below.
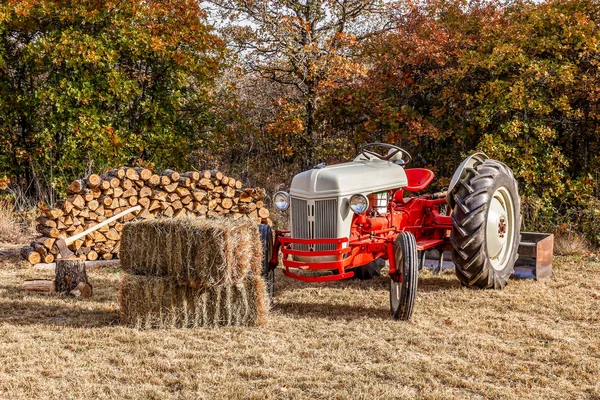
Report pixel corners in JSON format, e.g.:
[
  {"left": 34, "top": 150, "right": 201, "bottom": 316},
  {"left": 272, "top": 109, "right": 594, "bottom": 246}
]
[{"left": 271, "top": 169, "right": 453, "bottom": 283}]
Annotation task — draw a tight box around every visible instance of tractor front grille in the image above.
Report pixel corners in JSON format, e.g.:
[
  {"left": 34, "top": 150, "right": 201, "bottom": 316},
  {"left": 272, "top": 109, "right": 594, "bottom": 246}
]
[{"left": 291, "top": 197, "right": 338, "bottom": 251}]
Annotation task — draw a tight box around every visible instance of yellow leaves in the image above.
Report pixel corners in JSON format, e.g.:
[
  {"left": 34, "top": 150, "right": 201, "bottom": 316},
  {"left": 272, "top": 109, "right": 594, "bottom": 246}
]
[{"left": 0, "top": 176, "right": 10, "bottom": 191}]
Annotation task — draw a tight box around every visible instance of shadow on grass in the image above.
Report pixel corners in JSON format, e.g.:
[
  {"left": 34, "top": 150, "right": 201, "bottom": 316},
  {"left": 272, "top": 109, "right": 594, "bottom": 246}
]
[
  {"left": 0, "top": 295, "right": 120, "bottom": 328},
  {"left": 273, "top": 300, "right": 390, "bottom": 321}
]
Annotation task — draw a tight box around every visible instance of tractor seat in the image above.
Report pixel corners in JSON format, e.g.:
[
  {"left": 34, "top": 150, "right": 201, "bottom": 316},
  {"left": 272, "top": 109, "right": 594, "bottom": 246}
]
[{"left": 403, "top": 168, "right": 435, "bottom": 192}]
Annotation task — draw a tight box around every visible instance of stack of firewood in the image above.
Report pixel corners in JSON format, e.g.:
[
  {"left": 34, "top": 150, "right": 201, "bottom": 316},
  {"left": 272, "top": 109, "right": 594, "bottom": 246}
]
[{"left": 21, "top": 167, "right": 270, "bottom": 264}]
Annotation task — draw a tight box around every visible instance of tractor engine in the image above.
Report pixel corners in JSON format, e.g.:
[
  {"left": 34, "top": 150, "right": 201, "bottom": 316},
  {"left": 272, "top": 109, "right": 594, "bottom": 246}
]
[{"left": 274, "top": 158, "right": 408, "bottom": 263}]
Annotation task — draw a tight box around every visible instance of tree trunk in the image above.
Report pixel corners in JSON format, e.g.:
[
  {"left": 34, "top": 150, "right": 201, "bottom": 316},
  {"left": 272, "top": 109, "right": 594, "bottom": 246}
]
[{"left": 55, "top": 259, "right": 92, "bottom": 297}]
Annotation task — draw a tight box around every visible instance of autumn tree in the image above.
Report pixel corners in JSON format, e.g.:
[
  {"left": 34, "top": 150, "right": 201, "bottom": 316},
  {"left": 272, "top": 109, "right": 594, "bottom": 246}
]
[
  {"left": 208, "top": 0, "right": 396, "bottom": 168},
  {"left": 0, "top": 0, "right": 225, "bottom": 199},
  {"left": 326, "top": 0, "right": 600, "bottom": 242}
]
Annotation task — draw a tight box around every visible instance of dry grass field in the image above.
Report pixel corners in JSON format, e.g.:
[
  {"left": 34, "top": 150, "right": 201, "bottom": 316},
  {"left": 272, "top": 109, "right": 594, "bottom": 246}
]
[{"left": 0, "top": 243, "right": 599, "bottom": 399}]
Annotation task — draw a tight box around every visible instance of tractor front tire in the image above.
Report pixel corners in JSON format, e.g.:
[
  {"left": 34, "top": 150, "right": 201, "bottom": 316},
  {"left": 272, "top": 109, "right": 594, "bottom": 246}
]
[
  {"left": 258, "top": 224, "right": 274, "bottom": 302},
  {"left": 450, "top": 159, "right": 521, "bottom": 289},
  {"left": 389, "top": 231, "right": 419, "bottom": 320}
]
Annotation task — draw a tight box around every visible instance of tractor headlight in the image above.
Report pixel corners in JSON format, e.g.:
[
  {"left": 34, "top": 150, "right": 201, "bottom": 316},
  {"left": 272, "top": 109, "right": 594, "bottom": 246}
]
[
  {"left": 349, "top": 194, "right": 369, "bottom": 214},
  {"left": 273, "top": 191, "right": 290, "bottom": 211}
]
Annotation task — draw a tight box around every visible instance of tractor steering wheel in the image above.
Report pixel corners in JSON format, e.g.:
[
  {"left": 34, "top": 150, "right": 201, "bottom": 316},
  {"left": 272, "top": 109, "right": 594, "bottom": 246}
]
[{"left": 360, "top": 143, "right": 413, "bottom": 165}]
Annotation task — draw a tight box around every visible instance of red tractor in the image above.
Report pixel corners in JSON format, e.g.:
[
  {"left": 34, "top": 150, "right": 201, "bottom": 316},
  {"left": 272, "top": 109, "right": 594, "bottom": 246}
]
[{"left": 259, "top": 143, "right": 521, "bottom": 320}]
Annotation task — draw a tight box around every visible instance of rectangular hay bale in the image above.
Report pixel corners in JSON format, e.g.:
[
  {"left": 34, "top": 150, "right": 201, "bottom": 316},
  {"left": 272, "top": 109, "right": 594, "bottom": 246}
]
[
  {"left": 120, "top": 216, "right": 262, "bottom": 286},
  {"left": 118, "top": 273, "right": 269, "bottom": 329}
]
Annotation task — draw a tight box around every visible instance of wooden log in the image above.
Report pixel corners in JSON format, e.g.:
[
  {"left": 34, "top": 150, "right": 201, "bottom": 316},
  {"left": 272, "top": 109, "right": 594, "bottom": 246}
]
[
  {"left": 36, "top": 216, "right": 57, "bottom": 228},
  {"left": 85, "top": 174, "right": 102, "bottom": 188},
  {"left": 121, "top": 179, "right": 133, "bottom": 190},
  {"left": 101, "top": 175, "right": 120, "bottom": 188},
  {"left": 208, "top": 199, "right": 218, "bottom": 210},
  {"left": 199, "top": 177, "right": 215, "bottom": 189},
  {"left": 171, "top": 200, "right": 183, "bottom": 211},
  {"left": 134, "top": 167, "right": 153, "bottom": 181},
  {"left": 99, "top": 196, "right": 113, "bottom": 207},
  {"left": 20, "top": 280, "right": 55, "bottom": 292},
  {"left": 55, "top": 259, "right": 92, "bottom": 297},
  {"left": 148, "top": 200, "right": 162, "bottom": 212},
  {"left": 239, "top": 192, "right": 253, "bottom": 203},
  {"left": 166, "top": 193, "right": 179, "bottom": 203},
  {"left": 178, "top": 177, "right": 192, "bottom": 187},
  {"left": 83, "top": 192, "right": 94, "bottom": 203},
  {"left": 21, "top": 246, "right": 41, "bottom": 264},
  {"left": 151, "top": 190, "right": 167, "bottom": 201},
  {"left": 163, "top": 169, "right": 180, "bottom": 182},
  {"left": 125, "top": 167, "right": 140, "bottom": 181},
  {"left": 122, "top": 188, "right": 137, "bottom": 198},
  {"left": 128, "top": 196, "right": 138, "bottom": 206},
  {"left": 221, "top": 176, "right": 230, "bottom": 186},
  {"left": 175, "top": 186, "right": 190, "bottom": 197},
  {"left": 221, "top": 198, "right": 233, "bottom": 209},
  {"left": 87, "top": 250, "right": 99, "bottom": 261},
  {"left": 88, "top": 199, "right": 99, "bottom": 211},
  {"left": 181, "top": 195, "right": 193, "bottom": 205},
  {"left": 38, "top": 237, "right": 56, "bottom": 249},
  {"left": 160, "top": 175, "right": 171, "bottom": 186},
  {"left": 31, "top": 242, "right": 48, "bottom": 256},
  {"left": 258, "top": 207, "right": 270, "bottom": 219},
  {"left": 37, "top": 226, "right": 59, "bottom": 238},
  {"left": 107, "top": 168, "right": 126, "bottom": 179},
  {"left": 182, "top": 171, "right": 200, "bottom": 181},
  {"left": 224, "top": 186, "right": 236, "bottom": 198},
  {"left": 99, "top": 179, "right": 111, "bottom": 190},
  {"left": 113, "top": 187, "right": 124, "bottom": 198},
  {"left": 43, "top": 253, "right": 55, "bottom": 263},
  {"left": 139, "top": 186, "right": 152, "bottom": 198},
  {"left": 70, "top": 194, "right": 85, "bottom": 210},
  {"left": 55, "top": 199, "right": 73, "bottom": 215},
  {"left": 210, "top": 170, "right": 223, "bottom": 180},
  {"left": 68, "top": 179, "right": 86, "bottom": 194},
  {"left": 195, "top": 203, "right": 208, "bottom": 214},
  {"left": 235, "top": 180, "right": 243, "bottom": 189},
  {"left": 163, "top": 206, "right": 174, "bottom": 217},
  {"left": 164, "top": 183, "right": 178, "bottom": 193},
  {"left": 138, "top": 197, "right": 151, "bottom": 209},
  {"left": 192, "top": 190, "right": 208, "bottom": 202},
  {"left": 44, "top": 208, "right": 64, "bottom": 219},
  {"left": 148, "top": 174, "right": 161, "bottom": 186}
]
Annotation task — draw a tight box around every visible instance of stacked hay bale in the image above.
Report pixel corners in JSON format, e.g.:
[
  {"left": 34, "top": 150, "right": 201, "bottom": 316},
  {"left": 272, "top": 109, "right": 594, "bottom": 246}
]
[
  {"left": 119, "top": 217, "right": 269, "bottom": 328},
  {"left": 25, "top": 167, "right": 270, "bottom": 264}
]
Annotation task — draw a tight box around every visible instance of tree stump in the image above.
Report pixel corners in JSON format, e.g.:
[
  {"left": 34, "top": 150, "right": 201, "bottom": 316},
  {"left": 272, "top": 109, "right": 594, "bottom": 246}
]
[{"left": 55, "top": 259, "right": 92, "bottom": 297}]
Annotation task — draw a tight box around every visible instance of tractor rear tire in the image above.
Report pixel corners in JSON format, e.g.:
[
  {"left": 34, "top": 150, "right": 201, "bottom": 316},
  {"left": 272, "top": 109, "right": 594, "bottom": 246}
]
[
  {"left": 258, "top": 224, "right": 274, "bottom": 302},
  {"left": 389, "top": 231, "right": 419, "bottom": 320},
  {"left": 450, "top": 159, "right": 521, "bottom": 289}
]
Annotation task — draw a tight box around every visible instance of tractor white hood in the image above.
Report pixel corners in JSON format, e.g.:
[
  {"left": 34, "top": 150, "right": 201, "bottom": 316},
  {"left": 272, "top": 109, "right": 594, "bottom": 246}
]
[{"left": 290, "top": 159, "right": 408, "bottom": 199}]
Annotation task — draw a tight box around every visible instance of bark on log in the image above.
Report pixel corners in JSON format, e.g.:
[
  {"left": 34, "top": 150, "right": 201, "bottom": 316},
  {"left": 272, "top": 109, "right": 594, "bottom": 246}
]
[
  {"left": 55, "top": 259, "right": 91, "bottom": 296},
  {"left": 21, "top": 246, "right": 41, "bottom": 264},
  {"left": 20, "top": 280, "right": 55, "bottom": 292}
]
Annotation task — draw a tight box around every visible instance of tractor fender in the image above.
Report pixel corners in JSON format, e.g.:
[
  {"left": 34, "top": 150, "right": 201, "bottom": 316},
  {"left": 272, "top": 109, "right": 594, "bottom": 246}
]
[{"left": 446, "top": 152, "right": 489, "bottom": 204}]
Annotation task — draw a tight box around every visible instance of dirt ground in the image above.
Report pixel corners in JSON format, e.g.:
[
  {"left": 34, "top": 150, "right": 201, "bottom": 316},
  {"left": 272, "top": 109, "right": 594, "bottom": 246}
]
[{"left": 0, "top": 245, "right": 599, "bottom": 400}]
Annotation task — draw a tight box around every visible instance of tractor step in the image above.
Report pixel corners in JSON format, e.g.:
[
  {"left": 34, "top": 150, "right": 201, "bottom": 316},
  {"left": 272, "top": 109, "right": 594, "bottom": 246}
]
[{"left": 513, "top": 232, "right": 554, "bottom": 280}]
